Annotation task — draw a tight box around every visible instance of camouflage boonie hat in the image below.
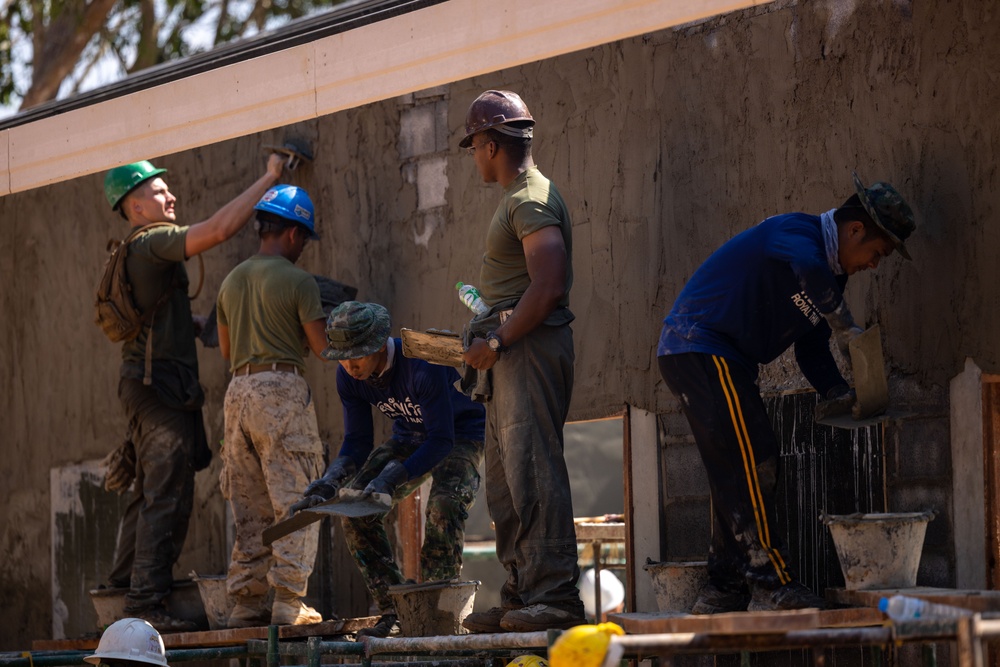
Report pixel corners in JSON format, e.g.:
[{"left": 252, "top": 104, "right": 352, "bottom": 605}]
[
  {"left": 852, "top": 171, "right": 916, "bottom": 260},
  {"left": 322, "top": 301, "right": 391, "bottom": 360}
]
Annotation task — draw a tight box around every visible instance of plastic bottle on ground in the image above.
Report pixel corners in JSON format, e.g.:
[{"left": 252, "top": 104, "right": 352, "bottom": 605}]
[
  {"left": 456, "top": 282, "right": 489, "bottom": 315},
  {"left": 878, "top": 594, "right": 972, "bottom": 621}
]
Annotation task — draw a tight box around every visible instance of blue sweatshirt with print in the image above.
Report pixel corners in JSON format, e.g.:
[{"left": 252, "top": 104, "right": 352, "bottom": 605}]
[
  {"left": 336, "top": 338, "right": 486, "bottom": 479},
  {"left": 657, "top": 213, "right": 849, "bottom": 397}
]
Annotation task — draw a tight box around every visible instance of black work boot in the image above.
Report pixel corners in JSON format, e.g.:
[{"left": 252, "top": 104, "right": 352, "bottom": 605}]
[
  {"left": 748, "top": 580, "right": 826, "bottom": 612},
  {"left": 462, "top": 606, "right": 519, "bottom": 633},
  {"left": 690, "top": 581, "right": 751, "bottom": 615},
  {"left": 356, "top": 613, "right": 399, "bottom": 639},
  {"left": 134, "top": 606, "right": 200, "bottom": 633}
]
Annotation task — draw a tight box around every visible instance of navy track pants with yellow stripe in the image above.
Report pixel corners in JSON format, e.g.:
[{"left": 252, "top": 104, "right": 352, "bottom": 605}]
[{"left": 658, "top": 352, "right": 795, "bottom": 592}]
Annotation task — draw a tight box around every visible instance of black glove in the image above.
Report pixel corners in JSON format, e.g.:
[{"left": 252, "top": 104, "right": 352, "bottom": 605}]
[
  {"left": 824, "top": 302, "right": 864, "bottom": 358},
  {"left": 814, "top": 386, "right": 857, "bottom": 423},
  {"left": 103, "top": 440, "right": 136, "bottom": 494},
  {"left": 290, "top": 455, "right": 356, "bottom": 514},
  {"left": 363, "top": 460, "right": 408, "bottom": 498}
]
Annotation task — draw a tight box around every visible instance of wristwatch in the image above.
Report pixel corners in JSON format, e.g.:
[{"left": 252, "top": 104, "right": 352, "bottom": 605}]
[{"left": 486, "top": 331, "right": 504, "bottom": 353}]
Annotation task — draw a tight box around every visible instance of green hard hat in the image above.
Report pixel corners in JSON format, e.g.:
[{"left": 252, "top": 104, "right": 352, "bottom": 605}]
[{"left": 104, "top": 161, "right": 167, "bottom": 210}]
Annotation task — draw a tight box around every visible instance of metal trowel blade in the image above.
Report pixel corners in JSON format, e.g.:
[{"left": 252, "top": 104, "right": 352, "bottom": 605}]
[{"left": 849, "top": 324, "right": 889, "bottom": 419}]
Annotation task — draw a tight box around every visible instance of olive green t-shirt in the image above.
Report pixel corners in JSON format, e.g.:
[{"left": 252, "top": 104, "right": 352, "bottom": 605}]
[
  {"left": 216, "top": 254, "right": 326, "bottom": 372},
  {"left": 478, "top": 167, "right": 573, "bottom": 321},
  {"left": 121, "top": 224, "right": 198, "bottom": 371}
]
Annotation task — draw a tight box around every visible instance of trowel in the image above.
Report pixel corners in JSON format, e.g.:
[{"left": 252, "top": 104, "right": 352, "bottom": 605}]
[
  {"left": 263, "top": 488, "right": 392, "bottom": 546},
  {"left": 263, "top": 137, "right": 314, "bottom": 171},
  {"left": 815, "top": 324, "right": 891, "bottom": 429}
]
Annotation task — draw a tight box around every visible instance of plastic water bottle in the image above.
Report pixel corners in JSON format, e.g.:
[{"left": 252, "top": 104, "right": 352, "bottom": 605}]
[
  {"left": 878, "top": 595, "right": 971, "bottom": 621},
  {"left": 456, "top": 282, "right": 488, "bottom": 315}
]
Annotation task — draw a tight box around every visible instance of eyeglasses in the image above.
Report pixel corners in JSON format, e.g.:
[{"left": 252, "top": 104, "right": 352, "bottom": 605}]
[{"left": 465, "top": 140, "right": 493, "bottom": 157}]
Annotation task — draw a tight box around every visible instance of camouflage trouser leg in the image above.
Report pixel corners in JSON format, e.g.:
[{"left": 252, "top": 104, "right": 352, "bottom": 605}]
[
  {"left": 342, "top": 438, "right": 483, "bottom": 613},
  {"left": 421, "top": 438, "right": 483, "bottom": 581},
  {"left": 221, "top": 372, "right": 325, "bottom": 604}
]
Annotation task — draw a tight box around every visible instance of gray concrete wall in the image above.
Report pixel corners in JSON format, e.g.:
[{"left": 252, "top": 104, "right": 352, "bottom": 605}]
[{"left": 1, "top": 0, "right": 996, "bottom": 647}]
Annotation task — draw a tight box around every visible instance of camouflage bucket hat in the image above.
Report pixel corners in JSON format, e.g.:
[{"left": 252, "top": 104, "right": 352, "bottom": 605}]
[
  {"left": 852, "top": 171, "right": 916, "bottom": 260},
  {"left": 322, "top": 301, "right": 391, "bottom": 360}
]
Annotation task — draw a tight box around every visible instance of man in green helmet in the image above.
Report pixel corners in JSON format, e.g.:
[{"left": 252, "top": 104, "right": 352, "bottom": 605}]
[{"left": 101, "top": 152, "right": 286, "bottom": 632}]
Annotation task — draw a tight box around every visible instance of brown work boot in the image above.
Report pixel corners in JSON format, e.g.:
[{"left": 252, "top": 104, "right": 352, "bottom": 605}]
[
  {"left": 500, "top": 603, "right": 587, "bottom": 632},
  {"left": 133, "top": 606, "right": 200, "bottom": 633},
  {"left": 228, "top": 599, "right": 271, "bottom": 628},
  {"left": 462, "top": 606, "right": 517, "bottom": 633},
  {"left": 271, "top": 589, "right": 323, "bottom": 625},
  {"left": 748, "top": 581, "right": 826, "bottom": 612}
]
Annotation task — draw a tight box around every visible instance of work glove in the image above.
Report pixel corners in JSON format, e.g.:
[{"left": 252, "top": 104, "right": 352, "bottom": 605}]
[
  {"left": 290, "top": 455, "right": 356, "bottom": 514},
  {"left": 103, "top": 440, "right": 136, "bottom": 494},
  {"left": 363, "top": 460, "right": 408, "bottom": 498},
  {"left": 814, "top": 385, "right": 857, "bottom": 423},
  {"left": 824, "top": 301, "right": 864, "bottom": 358}
]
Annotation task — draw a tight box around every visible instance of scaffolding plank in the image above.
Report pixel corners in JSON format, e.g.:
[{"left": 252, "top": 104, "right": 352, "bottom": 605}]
[
  {"left": 609, "top": 607, "right": 883, "bottom": 635},
  {"left": 32, "top": 616, "right": 378, "bottom": 650},
  {"left": 829, "top": 587, "right": 1000, "bottom": 613}
]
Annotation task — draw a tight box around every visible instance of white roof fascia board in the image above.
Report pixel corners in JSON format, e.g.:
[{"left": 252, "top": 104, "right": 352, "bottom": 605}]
[
  {"left": 0, "top": 130, "right": 10, "bottom": 196},
  {"left": 9, "top": 45, "right": 315, "bottom": 194},
  {"left": 5, "top": 0, "right": 765, "bottom": 195}
]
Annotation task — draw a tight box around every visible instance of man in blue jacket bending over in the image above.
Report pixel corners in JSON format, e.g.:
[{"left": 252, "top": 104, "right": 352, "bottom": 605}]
[
  {"left": 293, "top": 301, "right": 485, "bottom": 637},
  {"left": 657, "top": 173, "right": 916, "bottom": 613}
]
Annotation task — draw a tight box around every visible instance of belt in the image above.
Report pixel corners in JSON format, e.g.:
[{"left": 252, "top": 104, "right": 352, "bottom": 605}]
[{"left": 233, "top": 362, "right": 301, "bottom": 377}]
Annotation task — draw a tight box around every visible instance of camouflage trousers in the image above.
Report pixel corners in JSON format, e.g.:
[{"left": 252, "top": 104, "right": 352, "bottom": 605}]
[
  {"left": 221, "top": 371, "right": 325, "bottom": 605},
  {"left": 342, "top": 437, "right": 484, "bottom": 613}
]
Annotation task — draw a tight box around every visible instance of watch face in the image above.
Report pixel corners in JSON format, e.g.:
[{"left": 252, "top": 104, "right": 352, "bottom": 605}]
[{"left": 488, "top": 335, "right": 501, "bottom": 351}]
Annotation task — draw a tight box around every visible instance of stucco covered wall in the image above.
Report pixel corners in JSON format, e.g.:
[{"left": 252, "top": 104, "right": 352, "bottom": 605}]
[{"left": 2, "top": 0, "right": 998, "bottom": 647}]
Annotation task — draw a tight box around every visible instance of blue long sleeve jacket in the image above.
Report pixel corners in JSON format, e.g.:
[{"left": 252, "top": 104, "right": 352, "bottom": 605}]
[
  {"left": 657, "top": 213, "right": 849, "bottom": 396},
  {"left": 336, "top": 339, "right": 486, "bottom": 478}
]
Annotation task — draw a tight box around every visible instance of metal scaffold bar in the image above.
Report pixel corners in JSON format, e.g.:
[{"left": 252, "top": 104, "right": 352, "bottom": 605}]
[{"left": 364, "top": 631, "right": 550, "bottom": 656}]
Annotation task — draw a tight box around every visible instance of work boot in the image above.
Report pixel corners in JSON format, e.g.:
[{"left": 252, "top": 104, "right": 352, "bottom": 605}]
[
  {"left": 690, "top": 581, "right": 751, "bottom": 615},
  {"left": 748, "top": 580, "right": 826, "bottom": 612},
  {"left": 356, "top": 613, "right": 399, "bottom": 639},
  {"left": 133, "top": 606, "right": 199, "bottom": 633},
  {"left": 271, "top": 589, "right": 323, "bottom": 626},
  {"left": 462, "top": 606, "right": 518, "bottom": 633},
  {"left": 228, "top": 599, "right": 271, "bottom": 629},
  {"left": 500, "top": 603, "right": 587, "bottom": 632}
]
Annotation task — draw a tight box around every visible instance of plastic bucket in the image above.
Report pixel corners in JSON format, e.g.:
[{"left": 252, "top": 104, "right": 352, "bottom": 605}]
[
  {"left": 642, "top": 560, "right": 709, "bottom": 613},
  {"left": 191, "top": 573, "right": 233, "bottom": 630},
  {"left": 89, "top": 579, "right": 208, "bottom": 630},
  {"left": 388, "top": 579, "right": 480, "bottom": 636},
  {"left": 821, "top": 511, "right": 935, "bottom": 590}
]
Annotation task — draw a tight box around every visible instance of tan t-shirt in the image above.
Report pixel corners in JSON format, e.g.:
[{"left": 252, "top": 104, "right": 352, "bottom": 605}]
[
  {"left": 478, "top": 167, "right": 573, "bottom": 319},
  {"left": 217, "top": 254, "right": 325, "bottom": 372},
  {"left": 121, "top": 224, "right": 198, "bottom": 370}
]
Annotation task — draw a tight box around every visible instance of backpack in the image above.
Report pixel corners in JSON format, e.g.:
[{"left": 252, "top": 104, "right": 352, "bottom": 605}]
[
  {"left": 94, "top": 223, "right": 203, "bottom": 384},
  {"left": 94, "top": 222, "right": 177, "bottom": 343}
]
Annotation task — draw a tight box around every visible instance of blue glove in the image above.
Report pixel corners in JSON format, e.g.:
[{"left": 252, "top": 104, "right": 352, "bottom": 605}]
[
  {"left": 291, "top": 455, "right": 356, "bottom": 514},
  {"left": 363, "top": 460, "right": 408, "bottom": 498}
]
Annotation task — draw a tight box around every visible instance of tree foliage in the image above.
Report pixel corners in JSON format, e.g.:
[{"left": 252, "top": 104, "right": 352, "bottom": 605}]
[{"left": 0, "top": 0, "right": 335, "bottom": 112}]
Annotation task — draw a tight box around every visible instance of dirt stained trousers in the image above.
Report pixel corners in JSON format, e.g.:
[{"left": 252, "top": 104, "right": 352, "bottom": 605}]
[
  {"left": 658, "top": 352, "right": 796, "bottom": 592},
  {"left": 342, "top": 437, "right": 484, "bottom": 613},
  {"left": 110, "top": 377, "right": 197, "bottom": 613},
  {"left": 486, "top": 323, "right": 583, "bottom": 613},
  {"left": 221, "top": 371, "right": 325, "bottom": 606}
]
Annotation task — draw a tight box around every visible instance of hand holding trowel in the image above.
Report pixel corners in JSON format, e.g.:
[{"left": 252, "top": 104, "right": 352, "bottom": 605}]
[
  {"left": 815, "top": 324, "right": 890, "bottom": 429},
  {"left": 262, "top": 456, "right": 392, "bottom": 544}
]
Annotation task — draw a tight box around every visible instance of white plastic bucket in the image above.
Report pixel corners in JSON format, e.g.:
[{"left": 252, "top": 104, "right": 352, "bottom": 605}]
[
  {"left": 388, "top": 579, "right": 480, "bottom": 636},
  {"left": 642, "top": 560, "right": 709, "bottom": 613},
  {"left": 822, "top": 511, "right": 935, "bottom": 590}
]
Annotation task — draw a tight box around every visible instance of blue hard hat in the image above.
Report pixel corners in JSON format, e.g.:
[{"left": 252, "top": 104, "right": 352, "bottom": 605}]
[{"left": 254, "top": 185, "right": 319, "bottom": 239}]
